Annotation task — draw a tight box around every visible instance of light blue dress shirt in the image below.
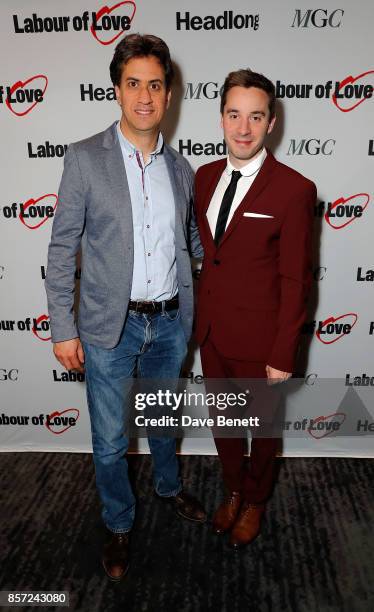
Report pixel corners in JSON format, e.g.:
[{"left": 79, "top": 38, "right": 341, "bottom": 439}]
[{"left": 116, "top": 122, "right": 177, "bottom": 301}]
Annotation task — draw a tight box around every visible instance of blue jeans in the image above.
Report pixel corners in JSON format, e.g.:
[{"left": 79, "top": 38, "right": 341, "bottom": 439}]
[{"left": 82, "top": 306, "right": 187, "bottom": 533}]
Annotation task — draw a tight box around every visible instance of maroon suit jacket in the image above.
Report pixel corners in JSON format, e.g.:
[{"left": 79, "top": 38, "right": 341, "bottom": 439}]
[{"left": 194, "top": 149, "right": 317, "bottom": 373}]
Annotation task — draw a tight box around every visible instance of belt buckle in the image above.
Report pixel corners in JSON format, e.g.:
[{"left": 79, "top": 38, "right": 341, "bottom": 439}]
[{"left": 145, "top": 300, "right": 156, "bottom": 314}]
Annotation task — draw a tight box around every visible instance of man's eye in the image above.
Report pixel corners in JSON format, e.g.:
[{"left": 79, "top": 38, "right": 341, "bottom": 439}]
[
  {"left": 150, "top": 83, "right": 161, "bottom": 90},
  {"left": 229, "top": 114, "right": 238, "bottom": 119},
  {"left": 128, "top": 81, "right": 137, "bottom": 88}
]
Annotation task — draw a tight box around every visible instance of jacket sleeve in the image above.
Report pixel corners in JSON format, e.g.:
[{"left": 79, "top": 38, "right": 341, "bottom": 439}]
[
  {"left": 186, "top": 163, "right": 204, "bottom": 259},
  {"left": 267, "top": 181, "right": 317, "bottom": 373},
  {"left": 45, "top": 144, "right": 86, "bottom": 343}
]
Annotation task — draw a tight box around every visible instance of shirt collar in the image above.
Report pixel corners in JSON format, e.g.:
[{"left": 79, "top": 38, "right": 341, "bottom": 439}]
[
  {"left": 226, "top": 147, "right": 267, "bottom": 178},
  {"left": 116, "top": 121, "right": 164, "bottom": 158}
]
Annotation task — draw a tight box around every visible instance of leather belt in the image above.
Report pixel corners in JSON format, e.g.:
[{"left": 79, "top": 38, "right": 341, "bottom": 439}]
[{"left": 128, "top": 295, "right": 179, "bottom": 314}]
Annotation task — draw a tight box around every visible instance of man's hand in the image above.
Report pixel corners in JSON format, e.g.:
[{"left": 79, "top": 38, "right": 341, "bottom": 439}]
[
  {"left": 266, "top": 365, "right": 292, "bottom": 385},
  {"left": 53, "top": 338, "right": 85, "bottom": 373}
]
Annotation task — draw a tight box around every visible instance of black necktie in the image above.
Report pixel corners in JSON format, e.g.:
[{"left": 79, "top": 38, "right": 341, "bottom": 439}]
[{"left": 214, "top": 170, "right": 242, "bottom": 245}]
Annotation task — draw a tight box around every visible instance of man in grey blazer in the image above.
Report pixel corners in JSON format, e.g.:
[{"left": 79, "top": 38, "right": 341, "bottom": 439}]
[{"left": 45, "top": 34, "right": 205, "bottom": 581}]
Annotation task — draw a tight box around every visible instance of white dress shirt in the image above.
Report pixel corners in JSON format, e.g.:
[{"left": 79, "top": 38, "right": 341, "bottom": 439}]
[{"left": 206, "top": 147, "right": 267, "bottom": 236}]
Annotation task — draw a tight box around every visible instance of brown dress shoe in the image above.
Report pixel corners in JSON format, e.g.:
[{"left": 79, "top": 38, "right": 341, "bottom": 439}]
[
  {"left": 212, "top": 491, "right": 242, "bottom": 535},
  {"left": 159, "top": 490, "right": 207, "bottom": 523},
  {"left": 229, "top": 502, "right": 265, "bottom": 548},
  {"left": 102, "top": 531, "right": 130, "bottom": 581}
]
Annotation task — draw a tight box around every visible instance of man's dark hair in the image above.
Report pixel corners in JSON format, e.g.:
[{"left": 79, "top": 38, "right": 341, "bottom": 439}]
[
  {"left": 110, "top": 33, "right": 174, "bottom": 90},
  {"left": 220, "top": 69, "right": 276, "bottom": 119}
]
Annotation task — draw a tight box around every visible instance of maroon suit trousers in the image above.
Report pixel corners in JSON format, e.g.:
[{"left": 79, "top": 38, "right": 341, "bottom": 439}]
[{"left": 200, "top": 335, "right": 280, "bottom": 504}]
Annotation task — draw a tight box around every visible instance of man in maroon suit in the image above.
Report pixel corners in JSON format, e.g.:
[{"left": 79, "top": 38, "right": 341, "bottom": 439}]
[{"left": 194, "top": 69, "right": 317, "bottom": 547}]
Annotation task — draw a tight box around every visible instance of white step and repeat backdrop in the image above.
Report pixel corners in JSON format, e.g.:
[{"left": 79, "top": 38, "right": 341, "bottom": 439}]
[{"left": 1, "top": 0, "right": 373, "bottom": 455}]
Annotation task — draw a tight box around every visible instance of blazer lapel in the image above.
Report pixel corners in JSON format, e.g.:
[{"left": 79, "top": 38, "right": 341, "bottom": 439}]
[
  {"left": 218, "top": 149, "right": 277, "bottom": 249},
  {"left": 164, "top": 146, "right": 186, "bottom": 239},
  {"left": 102, "top": 122, "right": 134, "bottom": 253}
]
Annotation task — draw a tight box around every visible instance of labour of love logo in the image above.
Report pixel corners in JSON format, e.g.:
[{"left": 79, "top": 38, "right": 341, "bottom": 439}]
[
  {"left": 332, "top": 70, "right": 374, "bottom": 112},
  {"left": 46, "top": 409, "right": 80, "bottom": 434},
  {"left": 12, "top": 2, "right": 136, "bottom": 45},
  {"left": 307, "top": 412, "right": 346, "bottom": 439},
  {"left": 32, "top": 315, "right": 51, "bottom": 341},
  {"left": 18, "top": 194, "right": 58, "bottom": 229},
  {"left": 316, "top": 313, "right": 358, "bottom": 344},
  {"left": 1, "top": 75, "right": 48, "bottom": 117},
  {"left": 90, "top": 1, "right": 136, "bottom": 45},
  {"left": 2, "top": 196, "right": 58, "bottom": 227},
  {"left": 324, "top": 193, "right": 370, "bottom": 230}
]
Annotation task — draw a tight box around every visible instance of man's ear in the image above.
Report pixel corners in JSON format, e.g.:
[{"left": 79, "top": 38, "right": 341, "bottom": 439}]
[
  {"left": 267, "top": 115, "right": 276, "bottom": 134},
  {"left": 114, "top": 85, "right": 121, "bottom": 106},
  {"left": 166, "top": 88, "right": 171, "bottom": 109}
]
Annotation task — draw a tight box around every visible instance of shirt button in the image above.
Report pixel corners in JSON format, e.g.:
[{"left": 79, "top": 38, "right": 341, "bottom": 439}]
[
  {"left": 146, "top": 225, "right": 150, "bottom": 229},
  {"left": 145, "top": 196, "right": 149, "bottom": 201},
  {"left": 147, "top": 253, "right": 151, "bottom": 256},
  {"left": 147, "top": 280, "right": 151, "bottom": 284}
]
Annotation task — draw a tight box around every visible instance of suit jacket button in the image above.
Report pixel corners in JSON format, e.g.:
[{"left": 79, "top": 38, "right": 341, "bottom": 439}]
[{"left": 213, "top": 259, "right": 220, "bottom": 265}]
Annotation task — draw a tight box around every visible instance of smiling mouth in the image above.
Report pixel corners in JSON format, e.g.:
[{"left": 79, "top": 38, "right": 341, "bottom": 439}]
[
  {"left": 135, "top": 108, "right": 154, "bottom": 116},
  {"left": 235, "top": 139, "right": 253, "bottom": 145}
]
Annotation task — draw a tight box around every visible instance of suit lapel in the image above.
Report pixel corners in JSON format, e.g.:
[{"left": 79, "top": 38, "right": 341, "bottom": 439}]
[
  {"left": 201, "top": 159, "right": 226, "bottom": 250},
  {"left": 203, "top": 160, "right": 226, "bottom": 214},
  {"left": 218, "top": 149, "right": 277, "bottom": 249}
]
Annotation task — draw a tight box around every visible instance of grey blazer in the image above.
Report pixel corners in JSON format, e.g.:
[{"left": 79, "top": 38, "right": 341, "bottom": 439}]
[{"left": 45, "top": 122, "right": 203, "bottom": 348}]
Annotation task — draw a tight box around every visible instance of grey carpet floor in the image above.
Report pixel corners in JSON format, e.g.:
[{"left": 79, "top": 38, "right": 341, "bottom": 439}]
[{"left": 0, "top": 453, "right": 373, "bottom": 612}]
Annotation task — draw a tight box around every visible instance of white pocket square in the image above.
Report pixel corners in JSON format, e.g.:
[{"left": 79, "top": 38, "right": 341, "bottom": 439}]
[{"left": 243, "top": 212, "right": 274, "bottom": 218}]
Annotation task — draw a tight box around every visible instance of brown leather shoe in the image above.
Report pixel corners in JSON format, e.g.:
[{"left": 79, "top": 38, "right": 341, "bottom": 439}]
[
  {"left": 102, "top": 531, "right": 130, "bottom": 581},
  {"left": 212, "top": 491, "right": 242, "bottom": 535},
  {"left": 229, "top": 502, "right": 265, "bottom": 548},
  {"left": 159, "top": 490, "right": 207, "bottom": 523}
]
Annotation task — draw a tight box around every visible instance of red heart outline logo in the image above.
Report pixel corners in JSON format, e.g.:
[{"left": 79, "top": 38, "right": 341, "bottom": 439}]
[
  {"left": 332, "top": 70, "right": 374, "bottom": 112},
  {"left": 316, "top": 313, "right": 358, "bottom": 345},
  {"left": 324, "top": 193, "right": 370, "bottom": 230},
  {"left": 308, "top": 412, "right": 346, "bottom": 439},
  {"left": 90, "top": 1, "right": 136, "bottom": 45},
  {"left": 18, "top": 193, "right": 58, "bottom": 230},
  {"left": 45, "top": 408, "right": 80, "bottom": 435},
  {"left": 5, "top": 74, "right": 48, "bottom": 117},
  {"left": 32, "top": 314, "right": 51, "bottom": 341}
]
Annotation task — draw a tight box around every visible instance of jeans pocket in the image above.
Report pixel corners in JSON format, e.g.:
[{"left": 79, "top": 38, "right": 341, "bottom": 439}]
[{"left": 163, "top": 307, "right": 180, "bottom": 321}]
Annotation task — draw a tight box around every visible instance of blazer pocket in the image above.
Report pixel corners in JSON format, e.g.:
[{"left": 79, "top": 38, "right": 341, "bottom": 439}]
[{"left": 78, "top": 281, "right": 108, "bottom": 332}]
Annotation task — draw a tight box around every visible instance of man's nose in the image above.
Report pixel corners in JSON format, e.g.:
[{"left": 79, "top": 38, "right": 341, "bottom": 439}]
[
  {"left": 237, "top": 118, "right": 251, "bottom": 135},
  {"left": 138, "top": 85, "right": 152, "bottom": 104}
]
